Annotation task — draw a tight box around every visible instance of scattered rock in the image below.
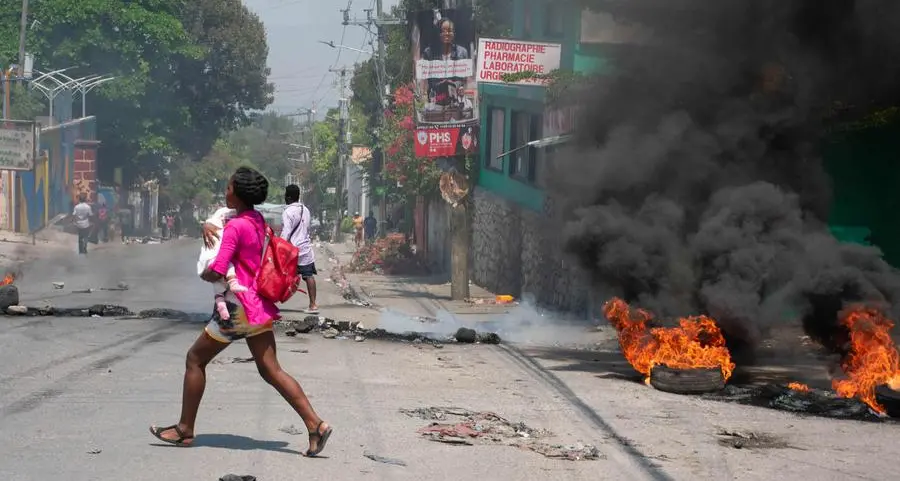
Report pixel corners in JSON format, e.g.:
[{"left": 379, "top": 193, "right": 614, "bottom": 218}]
[
  {"left": 72, "top": 288, "right": 94, "bottom": 294},
  {"left": 289, "top": 349, "right": 309, "bottom": 354},
  {"left": 0, "top": 285, "right": 19, "bottom": 310},
  {"left": 476, "top": 332, "right": 502, "bottom": 344},
  {"left": 292, "top": 316, "right": 318, "bottom": 333},
  {"left": 6, "top": 305, "right": 27, "bottom": 315},
  {"left": 322, "top": 328, "right": 340, "bottom": 339},
  {"left": 88, "top": 304, "right": 132, "bottom": 317},
  {"left": 219, "top": 476, "right": 256, "bottom": 481},
  {"left": 86, "top": 448, "right": 102, "bottom": 455},
  {"left": 363, "top": 452, "right": 407, "bottom": 466},
  {"left": 284, "top": 330, "right": 298, "bottom": 337},
  {"left": 354, "top": 335, "right": 366, "bottom": 342},
  {"left": 455, "top": 327, "right": 477, "bottom": 343},
  {"left": 212, "top": 357, "right": 254, "bottom": 364},
  {"left": 52, "top": 282, "right": 65, "bottom": 290}
]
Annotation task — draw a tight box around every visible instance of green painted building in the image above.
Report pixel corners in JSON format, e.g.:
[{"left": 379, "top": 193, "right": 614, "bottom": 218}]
[{"left": 471, "top": 0, "right": 613, "bottom": 311}]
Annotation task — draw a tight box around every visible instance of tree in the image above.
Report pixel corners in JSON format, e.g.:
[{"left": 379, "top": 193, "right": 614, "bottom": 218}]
[{"left": 0, "top": 0, "right": 272, "bottom": 184}]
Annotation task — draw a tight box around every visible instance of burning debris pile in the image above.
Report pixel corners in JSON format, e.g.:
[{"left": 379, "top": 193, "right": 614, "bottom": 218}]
[
  {"left": 603, "top": 297, "right": 734, "bottom": 386},
  {"left": 347, "top": 233, "right": 427, "bottom": 275},
  {"left": 553, "top": 1, "right": 900, "bottom": 418},
  {"left": 830, "top": 306, "right": 900, "bottom": 414}
]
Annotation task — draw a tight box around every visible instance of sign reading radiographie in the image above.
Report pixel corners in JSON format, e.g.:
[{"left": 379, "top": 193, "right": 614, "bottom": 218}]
[
  {"left": 0, "top": 121, "right": 36, "bottom": 170},
  {"left": 476, "top": 38, "right": 562, "bottom": 85},
  {"left": 410, "top": 8, "right": 478, "bottom": 129}
]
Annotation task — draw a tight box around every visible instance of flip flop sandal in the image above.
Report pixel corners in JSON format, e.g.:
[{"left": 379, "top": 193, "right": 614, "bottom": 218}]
[
  {"left": 306, "top": 421, "right": 333, "bottom": 457},
  {"left": 149, "top": 424, "right": 194, "bottom": 447}
]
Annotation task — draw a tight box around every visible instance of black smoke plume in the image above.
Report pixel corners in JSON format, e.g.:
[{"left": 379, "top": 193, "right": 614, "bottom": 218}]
[{"left": 553, "top": 0, "right": 900, "bottom": 358}]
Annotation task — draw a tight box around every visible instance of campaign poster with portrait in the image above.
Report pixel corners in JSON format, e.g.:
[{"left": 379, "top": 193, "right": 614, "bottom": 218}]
[{"left": 410, "top": 8, "right": 478, "bottom": 130}]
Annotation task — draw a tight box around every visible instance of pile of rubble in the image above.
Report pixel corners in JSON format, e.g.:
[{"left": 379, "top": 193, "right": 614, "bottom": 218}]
[
  {"left": 281, "top": 315, "right": 502, "bottom": 345},
  {"left": 401, "top": 406, "right": 600, "bottom": 461}
]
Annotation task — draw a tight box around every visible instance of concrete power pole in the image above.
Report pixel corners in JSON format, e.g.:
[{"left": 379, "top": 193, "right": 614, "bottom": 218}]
[
  {"left": 18, "top": 0, "right": 28, "bottom": 79},
  {"left": 448, "top": 0, "right": 470, "bottom": 300}
]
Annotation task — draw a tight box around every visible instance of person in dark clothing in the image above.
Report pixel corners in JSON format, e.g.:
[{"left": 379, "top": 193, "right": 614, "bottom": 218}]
[{"left": 363, "top": 211, "right": 377, "bottom": 242}]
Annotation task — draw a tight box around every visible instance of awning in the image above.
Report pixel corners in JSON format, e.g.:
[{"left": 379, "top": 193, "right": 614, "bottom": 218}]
[{"left": 496, "top": 134, "right": 574, "bottom": 159}]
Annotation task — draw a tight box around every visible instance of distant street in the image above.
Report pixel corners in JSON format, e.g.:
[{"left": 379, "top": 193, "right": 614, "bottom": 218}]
[{"left": 0, "top": 239, "right": 897, "bottom": 481}]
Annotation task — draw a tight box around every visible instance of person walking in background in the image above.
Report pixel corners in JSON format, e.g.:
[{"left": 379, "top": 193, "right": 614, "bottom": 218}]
[
  {"left": 352, "top": 212, "right": 364, "bottom": 248},
  {"left": 96, "top": 199, "right": 110, "bottom": 243},
  {"left": 363, "top": 211, "right": 377, "bottom": 243},
  {"left": 150, "top": 167, "right": 332, "bottom": 457},
  {"left": 72, "top": 194, "right": 92, "bottom": 255},
  {"left": 166, "top": 214, "right": 175, "bottom": 240},
  {"left": 281, "top": 185, "right": 319, "bottom": 315}
]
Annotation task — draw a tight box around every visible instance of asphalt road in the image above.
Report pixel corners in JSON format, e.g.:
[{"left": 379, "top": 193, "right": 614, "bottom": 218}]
[
  {"left": 0, "top": 239, "right": 655, "bottom": 481},
  {"left": 4, "top": 239, "right": 897, "bottom": 481}
]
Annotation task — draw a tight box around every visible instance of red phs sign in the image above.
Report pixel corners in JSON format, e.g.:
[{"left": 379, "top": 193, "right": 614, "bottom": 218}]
[{"left": 414, "top": 127, "right": 479, "bottom": 158}]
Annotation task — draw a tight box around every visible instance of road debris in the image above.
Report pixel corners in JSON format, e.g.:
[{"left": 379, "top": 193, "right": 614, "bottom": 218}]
[
  {"left": 6, "top": 305, "right": 27, "bottom": 314},
  {"left": 703, "top": 384, "right": 881, "bottom": 420},
  {"left": 363, "top": 452, "right": 407, "bottom": 466},
  {"left": 86, "top": 448, "right": 102, "bottom": 455},
  {"left": 716, "top": 429, "right": 793, "bottom": 450},
  {"left": 219, "top": 475, "right": 256, "bottom": 481},
  {"left": 455, "top": 327, "right": 477, "bottom": 343},
  {"left": 52, "top": 282, "right": 64, "bottom": 290},
  {"left": 212, "top": 357, "right": 254, "bottom": 364},
  {"left": 354, "top": 335, "right": 366, "bottom": 342},
  {"left": 322, "top": 328, "right": 339, "bottom": 339},
  {"left": 278, "top": 424, "right": 305, "bottom": 435},
  {"left": 289, "top": 349, "right": 309, "bottom": 353},
  {"left": 402, "top": 406, "right": 599, "bottom": 461}
]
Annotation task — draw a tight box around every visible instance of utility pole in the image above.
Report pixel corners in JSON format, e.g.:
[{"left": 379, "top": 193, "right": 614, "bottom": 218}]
[
  {"left": 18, "top": 0, "right": 29, "bottom": 79},
  {"left": 344, "top": 4, "right": 403, "bottom": 238},
  {"left": 448, "top": 0, "right": 470, "bottom": 300},
  {"left": 329, "top": 67, "right": 349, "bottom": 242}
]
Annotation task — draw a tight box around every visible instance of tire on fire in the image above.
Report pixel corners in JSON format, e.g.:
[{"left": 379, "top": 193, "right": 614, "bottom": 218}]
[
  {"left": 874, "top": 386, "right": 900, "bottom": 418},
  {"left": 649, "top": 365, "right": 725, "bottom": 394},
  {"left": 0, "top": 285, "right": 19, "bottom": 311}
]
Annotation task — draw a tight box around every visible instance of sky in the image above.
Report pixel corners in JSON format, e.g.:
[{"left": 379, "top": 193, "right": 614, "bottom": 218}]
[{"left": 243, "top": 0, "right": 401, "bottom": 118}]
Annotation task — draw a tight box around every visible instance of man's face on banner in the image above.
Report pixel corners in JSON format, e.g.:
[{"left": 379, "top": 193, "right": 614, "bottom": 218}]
[{"left": 440, "top": 20, "right": 455, "bottom": 45}]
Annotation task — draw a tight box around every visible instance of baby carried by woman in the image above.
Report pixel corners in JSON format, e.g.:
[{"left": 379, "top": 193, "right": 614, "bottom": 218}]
[{"left": 196, "top": 207, "right": 247, "bottom": 320}]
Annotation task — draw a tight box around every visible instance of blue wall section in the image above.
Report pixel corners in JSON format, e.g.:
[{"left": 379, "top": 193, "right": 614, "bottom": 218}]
[{"left": 14, "top": 117, "right": 96, "bottom": 233}]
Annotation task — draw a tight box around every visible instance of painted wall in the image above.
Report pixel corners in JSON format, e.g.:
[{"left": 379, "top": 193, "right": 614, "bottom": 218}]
[{"left": 1, "top": 117, "right": 97, "bottom": 234}]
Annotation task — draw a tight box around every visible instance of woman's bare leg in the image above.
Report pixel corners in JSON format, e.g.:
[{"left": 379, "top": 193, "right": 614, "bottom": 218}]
[
  {"left": 153, "top": 331, "right": 228, "bottom": 442},
  {"left": 246, "top": 331, "right": 328, "bottom": 451}
]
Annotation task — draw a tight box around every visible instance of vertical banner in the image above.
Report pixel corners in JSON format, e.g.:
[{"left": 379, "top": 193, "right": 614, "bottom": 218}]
[{"left": 410, "top": 8, "right": 479, "bottom": 150}]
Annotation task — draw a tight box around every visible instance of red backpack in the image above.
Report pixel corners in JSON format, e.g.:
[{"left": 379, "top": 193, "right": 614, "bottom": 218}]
[{"left": 256, "top": 223, "right": 302, "bottom": 303}]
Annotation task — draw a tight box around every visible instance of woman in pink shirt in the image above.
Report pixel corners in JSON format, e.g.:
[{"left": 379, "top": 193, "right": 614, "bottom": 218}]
[{"left": 150, "top": 167, "right": 332, "bottom": 457}]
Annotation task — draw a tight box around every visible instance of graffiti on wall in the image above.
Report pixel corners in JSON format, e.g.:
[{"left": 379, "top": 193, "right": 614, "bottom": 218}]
[{"left": 9, "top": 117, "right": 96, "bottom": 233}]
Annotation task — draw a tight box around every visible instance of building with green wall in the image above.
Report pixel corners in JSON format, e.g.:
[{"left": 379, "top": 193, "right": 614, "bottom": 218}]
[{"left": 471, "top": 0, "right": 616, "bottom": 312}]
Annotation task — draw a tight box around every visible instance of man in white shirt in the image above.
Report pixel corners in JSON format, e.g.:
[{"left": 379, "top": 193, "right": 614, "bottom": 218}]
[
  {"left": 281, "top": 185, "right": 318, "bottom": 314},
  {"left": 72, "top": 194, "right": 93, "bottom": 255}
]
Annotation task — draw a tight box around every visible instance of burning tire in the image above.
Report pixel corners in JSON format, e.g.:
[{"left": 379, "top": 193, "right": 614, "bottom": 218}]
[
  {"left": 0, "top": 285, "right": 19, "bottom": 310},
  {"left": 875, "top": 385, "right": 900, "bottom": 418},
  {"left": 649, "top": 365, "right": 726, "bottom": 394}
]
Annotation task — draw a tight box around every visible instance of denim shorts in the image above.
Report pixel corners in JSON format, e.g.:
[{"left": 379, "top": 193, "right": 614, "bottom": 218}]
[{"left": 297, "top": 263, "right": 317, "bottom": 280}]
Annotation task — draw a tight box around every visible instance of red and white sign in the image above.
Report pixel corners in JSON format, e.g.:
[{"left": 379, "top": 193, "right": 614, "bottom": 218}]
[
  {"left": 476, "top": 38, "right": 562, "bottom": 85},
  {"left": 415, "top": 127, "right": 459, "bottom": 158}
]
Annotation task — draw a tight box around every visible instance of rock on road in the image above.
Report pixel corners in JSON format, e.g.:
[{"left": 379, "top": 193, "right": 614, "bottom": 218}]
[{"left": 0, "top": 239, "right": 652, "bottom": 481}]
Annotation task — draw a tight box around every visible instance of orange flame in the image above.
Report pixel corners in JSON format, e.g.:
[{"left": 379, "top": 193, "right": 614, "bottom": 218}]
[
  {"left": 787, "top": 382, "right": 810, "bottom": 392},
  {"left": 0, "top": 272, "right": 14, "bottom": 286},
  {"left": 831, "top": 306, "right": 900, "bottom": 414},
  {"left": 603, "top": 298, "right": 735, "bottom": 383}
]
